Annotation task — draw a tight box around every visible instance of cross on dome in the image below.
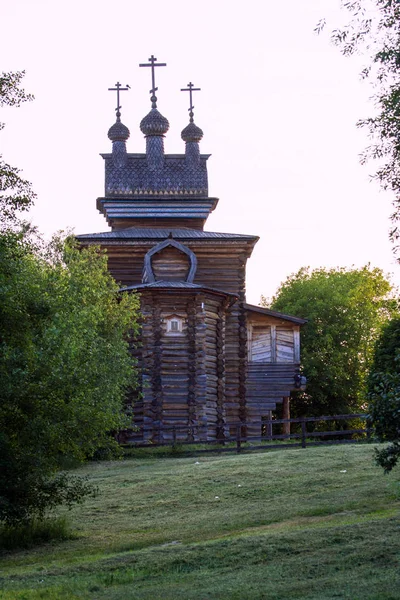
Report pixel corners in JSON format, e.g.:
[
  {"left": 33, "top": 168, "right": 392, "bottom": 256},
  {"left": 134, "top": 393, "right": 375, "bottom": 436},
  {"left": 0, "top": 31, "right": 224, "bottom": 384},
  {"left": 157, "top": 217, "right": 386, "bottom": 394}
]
[
  {"left": 108, "top": 82, "right": 130, "bottom": 118},
  {"left": 139, "top": 54, "right": 167, "bottom": 108},
  {"left": 180, "top": 82, "right": 201, "bottom": 122}
]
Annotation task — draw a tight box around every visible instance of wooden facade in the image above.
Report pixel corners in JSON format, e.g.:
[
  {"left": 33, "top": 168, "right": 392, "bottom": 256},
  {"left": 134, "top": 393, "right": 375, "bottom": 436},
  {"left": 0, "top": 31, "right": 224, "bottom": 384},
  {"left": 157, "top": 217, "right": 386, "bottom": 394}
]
[{"left": 77, "top": 83, "right": 306, "bottom": 441}]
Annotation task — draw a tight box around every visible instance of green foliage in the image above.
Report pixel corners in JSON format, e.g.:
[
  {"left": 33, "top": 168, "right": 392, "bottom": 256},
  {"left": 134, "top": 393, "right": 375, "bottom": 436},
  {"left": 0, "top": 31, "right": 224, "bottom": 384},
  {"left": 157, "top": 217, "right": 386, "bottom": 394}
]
[
  {"left": 0, "top": 71, "right": 36, "bottom": 228},
  {"left": 367, "top": 317, "right": 400, "bottom": 471},
  {"left": 368, "top": 371, "right": 400, "bottom": 471},
  {"left": 0, "top": 233, "right": 140, "bottom": 524},
  {"left": 0, "top": 70, "right": 141, "bottom": 526},
  {"left": 0, "top": 517, "right": 72, "bottom": 551},
  {"left": 0, "top": 71, "right": 34, "bottom": 113},
  {"left": 317, "top": 2, "right": 400, "bottom": 255},
  {"left": 266, "top": 265, "right": 394, "bottom": 416},
  {"left": 370, "top": 315, "right": 400, "bottom": 374}
]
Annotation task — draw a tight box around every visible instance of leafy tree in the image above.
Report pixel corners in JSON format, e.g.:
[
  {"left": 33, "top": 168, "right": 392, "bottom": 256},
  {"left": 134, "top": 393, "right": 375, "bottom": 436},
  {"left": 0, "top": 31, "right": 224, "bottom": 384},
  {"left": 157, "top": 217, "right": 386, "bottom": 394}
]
[
  {"left": 0, "top": 71, "right": 36, "bottom": 228},
  {"left": 0, "top": 73, "right": 140, "bottom": 524},
  {"left": 369, "top": 315, "right": 400, "bottom": 374},
  {"left": 0, "top": 235, "right": 140, "bottom": 524},
  {"left": 264, "top": 266, "right": 395, "bottom": 417},
  {"left": 367, "top": 317, "right": 400, "bottom": 471},
  {"left": 316, "top": 1, "right": 400, "bottom": 255}
]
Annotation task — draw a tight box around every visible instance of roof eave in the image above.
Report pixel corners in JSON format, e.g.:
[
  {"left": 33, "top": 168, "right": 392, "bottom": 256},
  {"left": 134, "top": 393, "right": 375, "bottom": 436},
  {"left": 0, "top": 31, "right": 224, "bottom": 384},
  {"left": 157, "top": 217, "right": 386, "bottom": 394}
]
[{"left": 244, "top": 302, "right": 308, "bottom": 325}]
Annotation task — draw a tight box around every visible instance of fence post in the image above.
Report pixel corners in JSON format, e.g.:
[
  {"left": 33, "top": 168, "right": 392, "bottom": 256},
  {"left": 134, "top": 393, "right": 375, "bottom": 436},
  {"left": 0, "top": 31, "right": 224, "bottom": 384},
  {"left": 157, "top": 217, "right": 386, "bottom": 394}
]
[
  {"left": 282, "top": 397, "right": 290, "bottom": 437},
  {"left": 172, "top": 426, "right": 177, "bottom": 446},
  {"left": 366, "top": 418, "right": 372, "bottom": 441},
  {"left": 301, "top": 418, "right": 307, "bottom": 448},
  {"left": 236, "top": 424, "right": 242, "bottom": 453},
  {"left": 266, "top": 411, "right": 273, "bottom": 441}
]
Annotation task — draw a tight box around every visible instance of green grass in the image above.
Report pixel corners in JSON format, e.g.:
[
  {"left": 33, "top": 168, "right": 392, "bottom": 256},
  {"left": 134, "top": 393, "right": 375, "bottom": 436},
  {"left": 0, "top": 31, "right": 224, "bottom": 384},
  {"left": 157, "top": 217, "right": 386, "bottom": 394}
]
[
  {"left": 0, "top": 444, "right": 399, "bottom": 599},
  {"left": 0, "top": 517, "right": 72, "bottom": 551}
]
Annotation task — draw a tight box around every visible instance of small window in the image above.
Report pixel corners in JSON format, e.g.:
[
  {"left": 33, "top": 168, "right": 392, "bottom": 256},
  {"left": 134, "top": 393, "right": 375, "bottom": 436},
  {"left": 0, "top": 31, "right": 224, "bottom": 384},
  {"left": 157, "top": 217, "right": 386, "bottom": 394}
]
[
  {"left": 166, "top": 317, "right": 183, "bottom": 334},
  {"left": 170, "top": 319, "right": 180, "bottom": 332}
]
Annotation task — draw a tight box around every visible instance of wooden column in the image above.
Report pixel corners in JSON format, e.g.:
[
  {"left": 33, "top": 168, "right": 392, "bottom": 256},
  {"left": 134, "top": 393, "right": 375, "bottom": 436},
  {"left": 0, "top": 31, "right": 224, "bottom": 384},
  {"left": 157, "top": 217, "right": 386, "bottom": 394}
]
[
  {"left": 282, "top": 396, "right": 290, "bottom": 436},
  {"left": 186, "top": 297, "right": 197, "bottom": 440},
  {"left": 265, "top": 410, "right": 273, "bottom": 440},
  {"left": 194, "top": 295, "right": 208, "bottom": 440},
  {"left": 216, "top": 300, "right": 227, "bottom": 439},
  {"left": 150, "top": 296, "right": 163, "bottom": 441},
  {"left": 238, "top": 263, "right": 248, "bottom": 431},
  {"left": 140, "top": 293, "right": 156, "bottom": 442},
  {"left": 125, "top": 309, "right": 144, "bottom": 442}
]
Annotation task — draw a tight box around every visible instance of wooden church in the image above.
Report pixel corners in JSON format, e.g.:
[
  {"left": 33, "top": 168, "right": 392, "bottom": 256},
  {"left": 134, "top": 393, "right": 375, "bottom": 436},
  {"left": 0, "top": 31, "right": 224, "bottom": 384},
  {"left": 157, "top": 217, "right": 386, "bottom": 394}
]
[{"left": 77, "top": 56, "right": 306, "bottom": 441}]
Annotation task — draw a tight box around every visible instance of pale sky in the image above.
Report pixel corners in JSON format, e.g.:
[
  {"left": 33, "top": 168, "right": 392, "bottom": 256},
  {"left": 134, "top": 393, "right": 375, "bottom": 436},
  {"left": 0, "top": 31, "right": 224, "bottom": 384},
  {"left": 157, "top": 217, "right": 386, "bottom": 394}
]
[{"left": 1, "top": 0, "right": 398, "bottom": 303}]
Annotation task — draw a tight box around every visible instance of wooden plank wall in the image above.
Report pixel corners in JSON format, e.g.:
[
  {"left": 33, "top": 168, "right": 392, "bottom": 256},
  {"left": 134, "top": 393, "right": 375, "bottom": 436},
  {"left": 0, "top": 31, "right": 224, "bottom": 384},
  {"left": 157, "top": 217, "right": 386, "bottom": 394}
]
[
  {"left": 111, "top": 218, "right": 206, "bottom": 231},
  {"left": 95, "top": 241, "right": 253, "bottom": 293},
  {"left": 131, "top": 291, "right": 214, "bottom": 442},
  {"left": 203, "top": 295, "right": 229, "bottom": 439},
  {"left": 139, "top": 292, "right": 161, "bottom": 441},
  {"left": 151, "top": 246, "right": 190, "bottom": 281},
  {"left": 159, "top": 298, "right": 190, "bottom": 436},
  {"left": 83, "top": 240, "right": 269, "bottom": 441},
  {"left": 249, "top": 325, "right": 272, "bottom": 362},
  {"left": 193, "top": 294, "right": 208, "bottom": 440},
  {"left": 246, "top": 363, "right": 300, "bottom": 437},
  {"left": 276, "top": 326, "right": 295, "bottom": 363},
  {"left": 204, "top": 296, "right": 219, "bottom": 438}
]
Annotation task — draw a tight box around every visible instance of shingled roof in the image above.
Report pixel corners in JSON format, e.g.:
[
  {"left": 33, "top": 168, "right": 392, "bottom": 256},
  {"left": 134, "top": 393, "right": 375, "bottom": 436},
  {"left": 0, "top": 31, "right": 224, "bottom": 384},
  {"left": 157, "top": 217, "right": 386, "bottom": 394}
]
[
  {"left": 103, "top": 153, "right": 210, "bottom": 197},
  {"left": 120, "top": 280, "right": 238, "bottom": 300},
  {"left": 244, "top": 303, "right": 308, "bottom": 325},
  {"left": 76, "top": 227, "right": 259, "bottom": 243}
]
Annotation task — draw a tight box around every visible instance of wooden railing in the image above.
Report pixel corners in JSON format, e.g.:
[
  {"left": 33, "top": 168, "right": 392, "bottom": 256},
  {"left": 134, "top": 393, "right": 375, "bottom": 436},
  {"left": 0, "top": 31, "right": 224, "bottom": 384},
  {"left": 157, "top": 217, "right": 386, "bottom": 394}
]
[{"left": 121, "top": 413, "right": 371, "bottom": 454}]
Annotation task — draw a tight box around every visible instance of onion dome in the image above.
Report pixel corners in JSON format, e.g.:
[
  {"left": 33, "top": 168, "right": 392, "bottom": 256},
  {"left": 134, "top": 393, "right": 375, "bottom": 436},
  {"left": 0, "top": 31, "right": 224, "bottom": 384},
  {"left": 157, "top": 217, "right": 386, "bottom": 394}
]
[
  {"left": 140, "top": 108, "right": 169, "bottom": 137},
  {"left": 108, "top": 117, "right": 130, "bottom": 142},
  {"left": 181, "top": 121, "right": 203, "bottom": 143}
]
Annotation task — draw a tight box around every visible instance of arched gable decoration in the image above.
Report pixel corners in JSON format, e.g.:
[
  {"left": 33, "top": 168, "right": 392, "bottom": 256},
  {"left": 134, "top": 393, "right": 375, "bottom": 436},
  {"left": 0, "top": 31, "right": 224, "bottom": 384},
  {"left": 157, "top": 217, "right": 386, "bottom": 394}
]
[{"left": 143, "top": 238, "right": 198, "bottom": 283}]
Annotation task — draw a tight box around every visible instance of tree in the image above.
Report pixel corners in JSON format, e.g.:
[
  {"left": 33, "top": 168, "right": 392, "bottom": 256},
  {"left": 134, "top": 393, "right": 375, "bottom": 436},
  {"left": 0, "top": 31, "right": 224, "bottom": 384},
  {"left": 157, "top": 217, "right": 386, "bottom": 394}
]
[
  {"left": 0, "top": 72, "right": 140, "bottom": 525},
  {"left": 367, "top": 317, "right": 400, "bottom": 471},
  {"left": 264, "top": 266, "right": 395, "bottom": 417},
  {"left": 0, "top": 235, "right": 140, "bottom": 524},
  {"left": 0, "top": 71, "right": 36, "bottom": 228},
  {"left": 317, "top": 1, "right": 400, "bottom": 256}
]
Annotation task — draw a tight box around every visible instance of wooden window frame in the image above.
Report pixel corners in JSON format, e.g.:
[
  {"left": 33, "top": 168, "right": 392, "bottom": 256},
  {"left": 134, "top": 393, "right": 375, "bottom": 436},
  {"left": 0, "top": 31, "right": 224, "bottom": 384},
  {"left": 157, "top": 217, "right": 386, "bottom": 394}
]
[{"left": 165, "top": 316, "right": 183, "bottom": 335}]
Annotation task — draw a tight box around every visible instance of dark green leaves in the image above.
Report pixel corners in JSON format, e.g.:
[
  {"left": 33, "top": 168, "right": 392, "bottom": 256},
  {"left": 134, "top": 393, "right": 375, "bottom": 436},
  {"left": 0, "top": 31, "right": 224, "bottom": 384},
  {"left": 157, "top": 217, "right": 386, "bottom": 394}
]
[
  {"left": 266, "top": 265, "right": 394, "bottom": 417},
  {"left": 0, "top": 235, "right": 140, "bottom": 524}
]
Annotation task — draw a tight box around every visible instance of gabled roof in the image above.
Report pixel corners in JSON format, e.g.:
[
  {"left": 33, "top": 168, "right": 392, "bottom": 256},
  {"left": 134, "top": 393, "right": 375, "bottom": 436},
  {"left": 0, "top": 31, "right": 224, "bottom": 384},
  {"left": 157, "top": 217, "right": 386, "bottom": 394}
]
[
  {"left": 244, "top": 303, "right": 307, "bottom": 325},
  {"left": 77, "top": 227, "right": 259, "bottom": 243}
]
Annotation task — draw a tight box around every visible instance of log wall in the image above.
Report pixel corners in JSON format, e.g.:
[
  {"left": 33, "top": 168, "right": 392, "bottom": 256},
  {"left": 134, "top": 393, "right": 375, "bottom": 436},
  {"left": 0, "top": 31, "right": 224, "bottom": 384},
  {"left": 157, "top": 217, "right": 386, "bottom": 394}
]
[
  {"left": 96, "top": 241, "right": 252, "bottom": 296},
  {"left": 79, "top": 238, "right": 304, "bottom": 442},
  {"left": 151, "top": 246, "right": 190, "bottom": 282}
]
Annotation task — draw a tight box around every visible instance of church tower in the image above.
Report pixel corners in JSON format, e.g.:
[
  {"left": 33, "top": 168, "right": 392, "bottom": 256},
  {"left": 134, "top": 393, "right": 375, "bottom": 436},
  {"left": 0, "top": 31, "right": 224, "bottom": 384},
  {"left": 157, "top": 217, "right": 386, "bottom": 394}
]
[{"left": 77, "top": 56, "right": 306, "bottom": 441}]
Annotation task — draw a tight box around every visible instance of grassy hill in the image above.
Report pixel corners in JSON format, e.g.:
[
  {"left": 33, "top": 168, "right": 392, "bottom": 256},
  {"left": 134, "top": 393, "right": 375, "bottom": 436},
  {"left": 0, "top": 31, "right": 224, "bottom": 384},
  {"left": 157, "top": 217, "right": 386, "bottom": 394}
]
[{"left": 0, "top": 444, "right": 399, "bottom": 599}]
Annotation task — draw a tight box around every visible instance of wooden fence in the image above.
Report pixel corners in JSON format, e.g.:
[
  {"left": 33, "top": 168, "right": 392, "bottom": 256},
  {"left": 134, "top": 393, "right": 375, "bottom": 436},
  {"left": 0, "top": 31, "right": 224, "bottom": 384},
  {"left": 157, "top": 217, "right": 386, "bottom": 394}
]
[{"left": 121, "top": 413, "right": 371, "bottom": 455}]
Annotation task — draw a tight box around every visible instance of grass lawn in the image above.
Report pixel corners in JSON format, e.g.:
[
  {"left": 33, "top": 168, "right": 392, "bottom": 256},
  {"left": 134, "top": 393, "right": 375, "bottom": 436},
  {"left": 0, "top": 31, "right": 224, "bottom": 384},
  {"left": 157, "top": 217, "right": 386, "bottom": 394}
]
[{"left": 0, "top": 444, "right": 399, "bottom": 599}]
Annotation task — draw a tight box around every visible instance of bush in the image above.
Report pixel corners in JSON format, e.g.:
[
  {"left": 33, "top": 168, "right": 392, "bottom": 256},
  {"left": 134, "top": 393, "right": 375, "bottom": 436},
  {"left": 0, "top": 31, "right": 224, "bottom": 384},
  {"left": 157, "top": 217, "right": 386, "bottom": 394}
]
[{"left": 368, "top": 370, "right": 400, "bottom": 472}]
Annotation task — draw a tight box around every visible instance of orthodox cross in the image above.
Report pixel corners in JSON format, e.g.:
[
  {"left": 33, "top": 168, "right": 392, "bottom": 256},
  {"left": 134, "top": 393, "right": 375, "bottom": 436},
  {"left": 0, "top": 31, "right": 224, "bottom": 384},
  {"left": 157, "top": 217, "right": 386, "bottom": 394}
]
[
  {"left": 180, "top": 82, "right": 201, "bottom": 122},
  {"left": 139, "top": 55, "right": 167, "bottom": 108},
  {"left": 108, "top": 82, "right": 130, "bottom": 118}
]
